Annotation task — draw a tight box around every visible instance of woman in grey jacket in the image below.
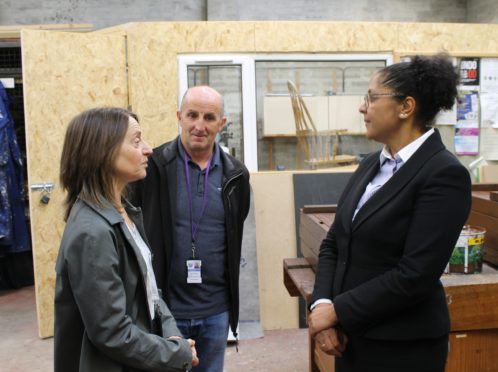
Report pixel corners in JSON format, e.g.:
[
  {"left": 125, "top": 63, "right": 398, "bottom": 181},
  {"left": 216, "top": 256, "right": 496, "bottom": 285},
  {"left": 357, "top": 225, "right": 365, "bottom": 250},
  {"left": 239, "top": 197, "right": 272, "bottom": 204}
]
[{"left": 54, "top": 107, "right": 198, "bottom": 372}]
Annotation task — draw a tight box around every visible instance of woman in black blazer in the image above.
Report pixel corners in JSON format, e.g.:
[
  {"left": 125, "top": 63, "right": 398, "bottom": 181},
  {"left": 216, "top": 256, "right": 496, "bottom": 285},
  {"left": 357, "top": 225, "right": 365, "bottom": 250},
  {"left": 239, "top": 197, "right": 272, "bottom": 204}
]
[{"left": 308, "top": 54, "right": 472, "bottom": 372}]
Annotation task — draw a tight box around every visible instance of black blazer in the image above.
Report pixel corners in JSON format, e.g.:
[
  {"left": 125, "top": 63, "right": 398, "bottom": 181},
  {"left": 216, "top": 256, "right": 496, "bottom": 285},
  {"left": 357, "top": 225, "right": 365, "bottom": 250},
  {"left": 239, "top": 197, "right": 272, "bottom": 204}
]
[{"left": 311, "top": 129, "right": 471, "bottom": 340}]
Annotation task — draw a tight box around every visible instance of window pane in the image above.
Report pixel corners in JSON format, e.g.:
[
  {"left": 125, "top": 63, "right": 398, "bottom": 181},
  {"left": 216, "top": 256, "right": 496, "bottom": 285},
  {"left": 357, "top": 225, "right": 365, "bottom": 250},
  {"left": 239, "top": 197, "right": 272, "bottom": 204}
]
[{"left": 255, "top": 60, "right": 385, "bottom": 171}]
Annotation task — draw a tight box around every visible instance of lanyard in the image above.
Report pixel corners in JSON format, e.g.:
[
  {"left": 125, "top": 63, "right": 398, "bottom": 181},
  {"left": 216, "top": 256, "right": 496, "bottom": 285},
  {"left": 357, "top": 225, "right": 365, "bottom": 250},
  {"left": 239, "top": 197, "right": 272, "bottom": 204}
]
[{"left": 184, "top": 151, "right": 213, "bottom": 259}]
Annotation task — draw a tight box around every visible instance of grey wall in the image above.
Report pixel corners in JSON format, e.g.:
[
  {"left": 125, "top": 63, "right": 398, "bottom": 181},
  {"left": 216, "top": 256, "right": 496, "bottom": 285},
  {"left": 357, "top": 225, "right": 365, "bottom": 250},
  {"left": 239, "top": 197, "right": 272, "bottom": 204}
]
[
  {"left": 467, "top": 0, "right": 498, "bottom": 23},
  {"left": 2, "top": 0, "right": 497, "bottom": 29},
  {"left": 0, "top": 0, "right": 206, "bottom": 29},
  {"left": 208, "top": 0, "right": 467, "bottom": 23}
]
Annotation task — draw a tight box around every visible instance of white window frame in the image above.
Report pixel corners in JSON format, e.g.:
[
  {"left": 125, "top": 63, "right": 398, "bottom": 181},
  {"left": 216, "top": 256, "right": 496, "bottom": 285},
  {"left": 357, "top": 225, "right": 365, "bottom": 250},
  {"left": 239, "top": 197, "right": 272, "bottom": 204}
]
[{"left": 178, "top": 53, "right": 393, "bottom": 172}]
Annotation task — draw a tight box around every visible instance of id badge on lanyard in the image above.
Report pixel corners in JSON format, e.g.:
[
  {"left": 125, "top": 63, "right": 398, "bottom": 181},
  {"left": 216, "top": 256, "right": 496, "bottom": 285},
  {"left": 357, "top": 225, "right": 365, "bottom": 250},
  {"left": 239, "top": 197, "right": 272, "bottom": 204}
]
[
  {"left": 187, "top": 241, "right": 202, "bottom": 283},
  {"left": 184, "top": 150, "right": 212, "bottom": 284},
  {"left": 186, "top": 259, "right": 202, "bottom": 283}
]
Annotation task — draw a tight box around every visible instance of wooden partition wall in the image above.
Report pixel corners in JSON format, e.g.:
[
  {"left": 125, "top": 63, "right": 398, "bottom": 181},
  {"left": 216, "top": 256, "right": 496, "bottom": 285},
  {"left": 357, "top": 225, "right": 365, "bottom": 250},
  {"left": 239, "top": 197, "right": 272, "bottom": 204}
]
[{"left": 20, "top": 21, "right": 498, "bottom": 337}]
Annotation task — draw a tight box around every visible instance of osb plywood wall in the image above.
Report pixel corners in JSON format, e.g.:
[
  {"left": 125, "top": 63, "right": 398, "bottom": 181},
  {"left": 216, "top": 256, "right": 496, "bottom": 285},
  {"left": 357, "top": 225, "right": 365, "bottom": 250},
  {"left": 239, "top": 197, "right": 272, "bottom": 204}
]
[
  {"left": 22, "top": 29, "right": 128, "bottom": 337},
  {"left": 250, "top": 172, "right": 300, "bottom": 330},
  {"left": 125, "top": 22, "right": 256, "bottom": 146},
  {"left": 123, "top": 21, "right": 498, "bottom": 148},
  {"left": 23, "top": 21, "right": 498, "bottom": 337},
  {"left": 122, "top": 21, "right": 498, "bottom": 331}
]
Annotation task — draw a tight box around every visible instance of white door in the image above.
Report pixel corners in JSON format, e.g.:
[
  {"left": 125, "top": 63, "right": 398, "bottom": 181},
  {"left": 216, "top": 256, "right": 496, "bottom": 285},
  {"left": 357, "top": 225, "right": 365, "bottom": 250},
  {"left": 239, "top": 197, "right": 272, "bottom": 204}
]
[{"left": 178, "top": 55, "right": 257, "bottom": 171}]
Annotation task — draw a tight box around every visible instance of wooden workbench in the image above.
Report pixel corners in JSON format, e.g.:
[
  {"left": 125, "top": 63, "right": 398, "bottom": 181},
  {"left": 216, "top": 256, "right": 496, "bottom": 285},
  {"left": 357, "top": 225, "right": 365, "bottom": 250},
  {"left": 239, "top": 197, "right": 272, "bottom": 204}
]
[{"left": 284, "top": 198, "right": 498, "bottom": 372}]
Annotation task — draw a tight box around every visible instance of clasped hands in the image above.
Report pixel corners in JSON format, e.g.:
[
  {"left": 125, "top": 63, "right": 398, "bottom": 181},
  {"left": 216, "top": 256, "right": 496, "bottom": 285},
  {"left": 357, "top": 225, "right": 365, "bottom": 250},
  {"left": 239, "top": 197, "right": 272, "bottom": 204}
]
[
  {"left": 168, "top": 336, "right": 199, "bottom": 367},
  {"left": 308, "top": 303, "right": 348, "bottom": 357}
]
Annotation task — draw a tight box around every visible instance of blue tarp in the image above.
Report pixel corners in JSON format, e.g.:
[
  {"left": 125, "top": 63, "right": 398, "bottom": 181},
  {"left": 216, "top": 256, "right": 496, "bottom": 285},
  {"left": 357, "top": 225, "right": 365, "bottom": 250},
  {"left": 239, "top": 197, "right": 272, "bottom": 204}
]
[{"left": 0, "top": 81, "right": 30, "bottom": 253}]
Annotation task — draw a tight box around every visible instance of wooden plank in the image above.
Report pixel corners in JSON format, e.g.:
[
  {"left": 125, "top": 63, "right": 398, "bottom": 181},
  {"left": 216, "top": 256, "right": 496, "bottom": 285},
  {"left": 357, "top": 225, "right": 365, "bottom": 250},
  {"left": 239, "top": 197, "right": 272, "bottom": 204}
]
[
  {"left": 299, "top": 211, "right": 335, "bottom": 267},
  {"left": 471, "top": 183, "right": 498, "bottom": 191},
  {"left": 284, "top": 257, "right": 314, "bottom": 270},
  {"left": 467, "top": 211, "right": 498, "bottom": 266},
  {"left": 301, "top": 213, "right": 330, "bottom": 238},
  {"left": 304, "top": 211, "right": 336, "bottom": 229},
  {"left": 302, "top": 204, "right": 337, "bottom": 214},
  {"left": 317, "top": 213, "right": 335, "bottom": 227},
  {"left": 300, "top": 240, "right": 318, "bottom": 269},
  {"left": 446, "top": 330, "right": 498, "bottom": 372},
  {"left": 444, "top": 281, "right": 498, "bottom": 331},
  {"left": 310, "top": 214, "right": 333, "bottom": 234},
  {"left": 283, "top": 258, "right": 315, "bottom": 302},
  {"left": 283, "top": 257, "right": 313, "bottom": 297},
  {"left": 471, "top": 192, "right": 498, "bottom": 219},
  {"left": 300, "top": 224, "right": 325, "bottom": 260},
  {"left": 283, "top": 268, "right": 301, "bottom": 297},
  {"left": 0, "top": 24, "right": 93, "bottom": 39},
  {"left": 22, "top": 28, "right": 128, "bottom": 339}
]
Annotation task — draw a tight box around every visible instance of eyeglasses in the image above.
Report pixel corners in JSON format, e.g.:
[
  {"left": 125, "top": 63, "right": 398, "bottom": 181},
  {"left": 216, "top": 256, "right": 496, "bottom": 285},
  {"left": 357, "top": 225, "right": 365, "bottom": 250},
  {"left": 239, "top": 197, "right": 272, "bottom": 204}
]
[{"left": 364, "top": 92, "right": 405, "bottom": 109}]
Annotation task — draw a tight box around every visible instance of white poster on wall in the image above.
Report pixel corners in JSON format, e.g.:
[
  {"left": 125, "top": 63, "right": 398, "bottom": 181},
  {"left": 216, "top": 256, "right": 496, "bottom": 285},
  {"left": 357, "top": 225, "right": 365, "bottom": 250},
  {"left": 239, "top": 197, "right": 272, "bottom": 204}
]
[
  {"left": 480, "top": 128, "right": 498, "bottom": 160},
  {"left": 480, "top": 58, "right": 498, "bottom": 92},
  {"left": 454, "top": 128, "right": 479, "bottom": 155},
  {"left": 480, "top": 93, "right": 498, "bottom": 128}
]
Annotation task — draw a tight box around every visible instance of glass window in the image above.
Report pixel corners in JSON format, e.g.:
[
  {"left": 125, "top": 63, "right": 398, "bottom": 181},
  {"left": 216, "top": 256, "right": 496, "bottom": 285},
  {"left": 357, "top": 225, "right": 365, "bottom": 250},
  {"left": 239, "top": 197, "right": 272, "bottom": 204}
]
[{"left": 256, "top": 60, "right": 385, "bottom": 171}]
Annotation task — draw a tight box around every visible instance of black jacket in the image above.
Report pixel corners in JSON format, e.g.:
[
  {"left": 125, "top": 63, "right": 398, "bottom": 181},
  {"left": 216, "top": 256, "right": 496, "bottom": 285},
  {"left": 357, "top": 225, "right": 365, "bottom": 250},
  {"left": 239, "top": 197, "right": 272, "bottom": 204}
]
[
  {"left": 311, "top": 129, "right": 471, "bottom": 340},
  {"left": 131, "top": 137, "right": 250, "bottom": 338}
]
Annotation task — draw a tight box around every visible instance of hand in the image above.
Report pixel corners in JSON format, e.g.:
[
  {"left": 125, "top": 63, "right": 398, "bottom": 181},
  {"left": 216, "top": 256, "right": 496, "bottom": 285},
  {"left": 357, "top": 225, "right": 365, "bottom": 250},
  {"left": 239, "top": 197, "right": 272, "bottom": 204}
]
[
  {"left": 167, "top": 335, "right": 182, "bottom": 341},
  {"left": 168, "top": 336, "right": 199, "bottom": 367},
  {"left": 308, "top": 303, "right": 338, "bottom": 337},
  {"left": 314, "top": 328, "right": 348, "bottom": 357},
  {"left": 187, "top": 339, "right": 199, "bottom": 367}
]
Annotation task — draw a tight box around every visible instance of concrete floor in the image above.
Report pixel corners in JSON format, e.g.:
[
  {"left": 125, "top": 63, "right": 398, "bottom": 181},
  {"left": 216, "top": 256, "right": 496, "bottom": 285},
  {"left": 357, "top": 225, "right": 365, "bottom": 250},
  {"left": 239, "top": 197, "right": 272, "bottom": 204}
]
[{"left": 0, "top": 286, "right": 309, "bottom": 372}]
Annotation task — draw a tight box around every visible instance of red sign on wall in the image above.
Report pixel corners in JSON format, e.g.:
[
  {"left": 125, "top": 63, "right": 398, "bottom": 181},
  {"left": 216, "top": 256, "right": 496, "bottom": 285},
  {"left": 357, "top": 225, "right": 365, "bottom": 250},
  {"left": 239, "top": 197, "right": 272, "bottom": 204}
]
[{"left": 459, "top": 58, "right": 480, "bottom": 86}]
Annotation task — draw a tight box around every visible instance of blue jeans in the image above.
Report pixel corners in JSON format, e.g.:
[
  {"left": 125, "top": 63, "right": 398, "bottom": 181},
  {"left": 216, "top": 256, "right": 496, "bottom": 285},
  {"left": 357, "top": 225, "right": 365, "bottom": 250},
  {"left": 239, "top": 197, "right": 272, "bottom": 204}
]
[{"left": 175, "top": 311, "right": 229, "bottom": 372}]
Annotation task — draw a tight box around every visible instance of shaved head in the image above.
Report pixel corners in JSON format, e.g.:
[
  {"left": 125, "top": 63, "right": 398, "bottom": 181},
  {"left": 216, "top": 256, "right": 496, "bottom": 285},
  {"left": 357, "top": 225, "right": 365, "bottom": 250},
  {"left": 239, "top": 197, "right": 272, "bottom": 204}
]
[
  {"left": 177, "top": 85, "right": 227, "bottom": 164},
  {"left": 180, "top": 86, "right": 225, "bottom": 117}
]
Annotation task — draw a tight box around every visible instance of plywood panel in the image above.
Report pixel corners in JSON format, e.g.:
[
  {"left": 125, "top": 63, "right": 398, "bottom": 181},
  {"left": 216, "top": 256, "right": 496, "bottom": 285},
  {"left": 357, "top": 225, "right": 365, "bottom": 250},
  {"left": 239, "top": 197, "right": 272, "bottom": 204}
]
[
  {"left": 120, "top": 20, "right": 498, "bottom": 151},
  {"left": 250, "top": 172, "right": 299, "bottom": 330},
  {"left": 0, "top": 23, "right": 93, "bottom": 39},
  {"left": 397, "top": 23, "right": 498, "bottom": 54},
  {"left": 125, "top": 23, "right": 180, "bottom": 146},
  {"left": 446, "top": 330, "right": 498, "bottom": 372},
  {"left": 254, "top": 21, "right": 397, "bottom": 52},
  {"left": 173, "top": 21, "right": 256, "bottom": 53},
  {"left": 125, "top": 22, "right": 256, "bottom": 147},
  {"left": 24, "top": 19, "right": 498, "bottom": 336},
  {"left": 22, "top": 29, "right": 128, "bottom": 338}
]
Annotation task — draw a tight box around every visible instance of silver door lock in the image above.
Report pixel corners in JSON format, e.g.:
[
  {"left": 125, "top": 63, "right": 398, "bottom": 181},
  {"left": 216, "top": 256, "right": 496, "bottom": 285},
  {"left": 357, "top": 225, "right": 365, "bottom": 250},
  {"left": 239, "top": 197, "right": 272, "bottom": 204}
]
[{"left": 30, "top": 183, "right": 54, "bottom": 205}]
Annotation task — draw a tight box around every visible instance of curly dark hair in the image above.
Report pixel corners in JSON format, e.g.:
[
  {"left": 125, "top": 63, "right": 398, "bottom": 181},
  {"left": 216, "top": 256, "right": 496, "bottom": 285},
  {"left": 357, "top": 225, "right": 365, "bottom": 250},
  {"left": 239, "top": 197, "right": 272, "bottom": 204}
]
[{"left": 378, "top": 54, "right": 459, "bottom": 128}]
